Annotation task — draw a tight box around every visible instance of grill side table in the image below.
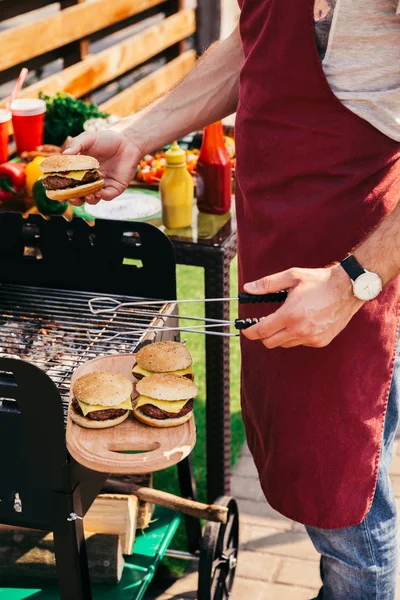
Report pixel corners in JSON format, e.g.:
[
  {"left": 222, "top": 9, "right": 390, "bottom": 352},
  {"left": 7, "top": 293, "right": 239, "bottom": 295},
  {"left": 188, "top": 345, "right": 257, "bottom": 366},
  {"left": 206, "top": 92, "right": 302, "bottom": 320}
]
[{"left": 165, "top": 207, "right": 237, "bottom": 503}]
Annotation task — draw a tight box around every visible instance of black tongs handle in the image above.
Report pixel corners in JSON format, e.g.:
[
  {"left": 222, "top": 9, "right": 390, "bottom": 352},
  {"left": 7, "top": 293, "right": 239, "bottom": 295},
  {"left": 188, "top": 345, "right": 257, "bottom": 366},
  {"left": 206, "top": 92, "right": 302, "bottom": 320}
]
[
  {"left": 235, "top": 318, "right": 261, "bottom": 330},
  {"left": 238, "top": 291, "right": 288, "bottom": 304}
]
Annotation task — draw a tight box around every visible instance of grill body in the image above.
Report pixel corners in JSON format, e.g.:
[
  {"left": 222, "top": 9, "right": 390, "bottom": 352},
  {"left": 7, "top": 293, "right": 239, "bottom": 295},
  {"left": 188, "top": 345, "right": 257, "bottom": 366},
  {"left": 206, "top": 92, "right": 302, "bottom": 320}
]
[{"left": 0, "top": 214, "right": 179, "bottom": 599}]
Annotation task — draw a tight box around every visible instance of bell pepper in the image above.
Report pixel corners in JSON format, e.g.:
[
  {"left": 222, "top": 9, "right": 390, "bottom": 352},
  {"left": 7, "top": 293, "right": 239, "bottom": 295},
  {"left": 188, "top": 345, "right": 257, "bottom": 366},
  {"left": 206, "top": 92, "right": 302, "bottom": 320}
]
[
  {"left": 33, "top": 180, "right": 68, "bottom": 216},
  {"left": 25, "top": 156, "right": 46, "bottom": 197},
  {"left": 0, "top": 162, "right": 26, "bottom": 201}
]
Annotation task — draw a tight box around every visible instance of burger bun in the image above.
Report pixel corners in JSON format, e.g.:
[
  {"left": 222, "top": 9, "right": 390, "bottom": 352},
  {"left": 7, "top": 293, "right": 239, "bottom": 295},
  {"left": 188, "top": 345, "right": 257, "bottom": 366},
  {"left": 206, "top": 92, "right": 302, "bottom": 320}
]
[
  {"left": 40, "top": 154, "right": 100, "bottom": 173},
  {"left": 45, "top": 179, "right": 104, "bottom": 201},
  {"left": 132, "top": 407, "right": 192, "bottom": 428},
  {"left": 135, "top": 341, "right": 192, "bottom": 373},
  {"left": 69, "top": 402, "right": 130, "bottom": 429}
]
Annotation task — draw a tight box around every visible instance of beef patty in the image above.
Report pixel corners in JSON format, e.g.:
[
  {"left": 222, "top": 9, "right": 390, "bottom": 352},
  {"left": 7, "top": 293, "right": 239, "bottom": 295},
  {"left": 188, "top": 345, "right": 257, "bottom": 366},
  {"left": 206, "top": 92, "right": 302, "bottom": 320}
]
[
  {"left": 71, "top": 398, "right": 128, "bottom": 421},
  {"left": 137, "top": 398, "right": 194, "bottom": 420},
  {"left": 43, "top": 170, "right": 101, "bottom": 191}
]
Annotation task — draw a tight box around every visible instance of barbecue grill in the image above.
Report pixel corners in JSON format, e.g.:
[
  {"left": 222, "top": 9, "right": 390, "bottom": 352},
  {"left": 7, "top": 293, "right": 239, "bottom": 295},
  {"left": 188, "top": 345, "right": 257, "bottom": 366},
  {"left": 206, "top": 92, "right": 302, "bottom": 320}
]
[{"left": 0, "top": 213, "right": 239, "bottom": 600}]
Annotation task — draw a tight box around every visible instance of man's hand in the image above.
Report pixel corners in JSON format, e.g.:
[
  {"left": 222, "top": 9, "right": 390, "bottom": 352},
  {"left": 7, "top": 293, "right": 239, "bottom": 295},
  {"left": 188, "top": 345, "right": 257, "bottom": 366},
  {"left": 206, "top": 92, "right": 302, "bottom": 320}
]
[
  {"left": 63, "top": 130, "right": 143, "bottom": 206},
  {"left": 242, "top": 265, "right": 364, "bottom": 349}
]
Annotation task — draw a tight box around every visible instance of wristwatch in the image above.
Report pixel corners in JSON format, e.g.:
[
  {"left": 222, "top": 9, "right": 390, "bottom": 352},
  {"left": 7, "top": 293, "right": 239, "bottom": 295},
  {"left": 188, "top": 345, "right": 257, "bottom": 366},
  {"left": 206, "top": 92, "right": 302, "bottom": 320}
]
[{"left": 340, "top": 255, "right": 382, "bottom": 301}]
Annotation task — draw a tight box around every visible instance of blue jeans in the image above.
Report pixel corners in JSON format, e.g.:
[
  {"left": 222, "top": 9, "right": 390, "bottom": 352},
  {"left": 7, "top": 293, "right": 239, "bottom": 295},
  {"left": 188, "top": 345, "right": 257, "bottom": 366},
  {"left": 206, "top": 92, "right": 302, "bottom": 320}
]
[{"left": 306, "top": 348, "right": 400, "bottom": 600}]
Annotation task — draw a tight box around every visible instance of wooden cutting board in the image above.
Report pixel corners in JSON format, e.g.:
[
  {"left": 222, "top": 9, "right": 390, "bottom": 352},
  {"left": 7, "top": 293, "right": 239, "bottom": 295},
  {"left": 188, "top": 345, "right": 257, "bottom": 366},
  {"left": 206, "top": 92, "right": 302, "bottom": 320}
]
[{"left": 66, "top": 354, "right": 196, "bottom": 474}]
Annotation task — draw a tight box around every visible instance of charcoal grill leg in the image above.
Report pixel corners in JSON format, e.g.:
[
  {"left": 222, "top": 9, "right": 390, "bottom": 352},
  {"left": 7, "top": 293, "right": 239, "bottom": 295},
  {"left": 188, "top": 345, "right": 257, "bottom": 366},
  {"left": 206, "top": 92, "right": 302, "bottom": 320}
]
[
  {"left": 204, "top": 250, "right": 233, "bottom": 503},
  {"left": 52, "top": 486, "right": 92, "bottom": 600},
  {"left": 177, "top": 456, "right": 202, "bottom": 553}
]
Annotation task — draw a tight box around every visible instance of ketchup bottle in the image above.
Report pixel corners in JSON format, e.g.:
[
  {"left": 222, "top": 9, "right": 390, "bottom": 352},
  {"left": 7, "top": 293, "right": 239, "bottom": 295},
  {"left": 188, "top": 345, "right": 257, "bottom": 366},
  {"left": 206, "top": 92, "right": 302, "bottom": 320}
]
[{"left": 196, "top": 121, "right": 232, "bottom": 215}]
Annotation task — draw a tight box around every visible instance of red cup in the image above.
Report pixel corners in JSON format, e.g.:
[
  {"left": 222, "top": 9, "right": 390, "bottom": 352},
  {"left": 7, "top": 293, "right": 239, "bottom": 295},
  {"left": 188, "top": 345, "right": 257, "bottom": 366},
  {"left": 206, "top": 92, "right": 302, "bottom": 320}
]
[
  {"left": 0, "top": 109, "right": 11, "bottom": 164},
  {"left": 11, "top": 98, "right": 46, "bottom": 155}
]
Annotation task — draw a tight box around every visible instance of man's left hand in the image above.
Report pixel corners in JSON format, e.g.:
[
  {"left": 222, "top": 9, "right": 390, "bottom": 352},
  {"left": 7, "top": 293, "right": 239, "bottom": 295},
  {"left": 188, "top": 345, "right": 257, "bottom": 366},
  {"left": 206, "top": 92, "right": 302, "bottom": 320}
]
[{"left": 243, "top": 265, "right": 364, "bottom": 349}]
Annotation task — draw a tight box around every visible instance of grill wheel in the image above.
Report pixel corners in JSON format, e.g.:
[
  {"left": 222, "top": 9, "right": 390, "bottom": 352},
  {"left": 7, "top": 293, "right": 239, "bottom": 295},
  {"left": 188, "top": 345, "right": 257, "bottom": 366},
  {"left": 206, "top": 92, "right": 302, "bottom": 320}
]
[{"left": 198, "top": 496, "right": 239, "bottom": 600}]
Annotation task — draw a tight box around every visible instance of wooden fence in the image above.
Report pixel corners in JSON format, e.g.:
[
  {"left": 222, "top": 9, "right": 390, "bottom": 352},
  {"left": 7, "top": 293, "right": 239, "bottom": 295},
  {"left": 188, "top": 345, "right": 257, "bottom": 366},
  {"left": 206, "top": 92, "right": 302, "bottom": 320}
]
[{"left": 0, "top": 0, "right": 221, "bottom": 116}]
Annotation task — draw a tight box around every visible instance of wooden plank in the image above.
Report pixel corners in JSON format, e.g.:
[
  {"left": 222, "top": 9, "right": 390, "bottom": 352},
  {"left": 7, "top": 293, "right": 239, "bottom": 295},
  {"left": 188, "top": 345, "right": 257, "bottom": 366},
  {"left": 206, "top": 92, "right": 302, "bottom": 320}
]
[
  {"left": 85, "top": 494, "right": 138, "bottom": 555},
  {"left": 99, "top": 50, "right": 196, "bottom": 116},
  {"left": 61, "top": 0, "right": 90, "bottom": 68},
  {"left": 0, "top": 0, "right": 167, "bottom": 72},
  {"left": 0, "top": 0, "right": 56, "bottom": 21},
  {"left": 0, "top": 529, "right": 124, "bottom": 584},
  {"left": 0, "top": 10, "right": 196, "bottom": 106}
]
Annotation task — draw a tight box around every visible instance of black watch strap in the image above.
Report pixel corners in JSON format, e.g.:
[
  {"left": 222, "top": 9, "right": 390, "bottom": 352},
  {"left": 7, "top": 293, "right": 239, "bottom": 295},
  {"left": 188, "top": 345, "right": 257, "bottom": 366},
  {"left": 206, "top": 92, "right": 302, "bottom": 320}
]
[{"left": 340, "top": 255, "right": 365, "bottom": 281}]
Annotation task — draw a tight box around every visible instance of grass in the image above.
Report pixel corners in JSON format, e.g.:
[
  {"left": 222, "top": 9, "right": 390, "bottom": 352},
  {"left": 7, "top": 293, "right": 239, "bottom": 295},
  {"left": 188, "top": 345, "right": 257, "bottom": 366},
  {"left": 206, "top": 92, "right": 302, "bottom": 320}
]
[{"left": 153, "top": 258, "right": 245, "bottom": 574}]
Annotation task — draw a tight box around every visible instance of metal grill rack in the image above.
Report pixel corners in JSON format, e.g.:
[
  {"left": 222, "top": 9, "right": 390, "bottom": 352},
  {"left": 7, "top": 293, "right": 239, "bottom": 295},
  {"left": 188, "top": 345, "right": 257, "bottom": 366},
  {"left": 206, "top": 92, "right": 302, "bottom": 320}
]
[{"left": 0, "top": 283, "right": 171, "bottom": 418}]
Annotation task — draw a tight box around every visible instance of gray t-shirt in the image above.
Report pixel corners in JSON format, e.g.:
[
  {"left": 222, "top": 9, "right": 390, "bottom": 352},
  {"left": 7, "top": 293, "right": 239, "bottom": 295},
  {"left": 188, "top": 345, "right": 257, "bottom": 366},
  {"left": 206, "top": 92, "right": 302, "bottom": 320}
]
[{"left": 313, "top": 0, "right": 400, "bottom": 142}]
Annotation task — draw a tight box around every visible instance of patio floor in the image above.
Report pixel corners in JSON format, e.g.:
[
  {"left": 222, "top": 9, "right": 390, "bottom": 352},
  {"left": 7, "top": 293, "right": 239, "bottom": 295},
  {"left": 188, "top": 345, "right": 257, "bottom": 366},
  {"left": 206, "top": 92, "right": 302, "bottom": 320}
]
[{"left": 146, "top": 440, "right": 400, "bottom": 599}]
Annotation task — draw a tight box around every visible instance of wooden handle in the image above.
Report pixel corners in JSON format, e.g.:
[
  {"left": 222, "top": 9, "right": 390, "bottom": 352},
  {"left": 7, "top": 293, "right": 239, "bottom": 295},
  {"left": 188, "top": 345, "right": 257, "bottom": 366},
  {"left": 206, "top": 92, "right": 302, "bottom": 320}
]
[{"left": 104, "top": 480, "right": 228, "bottom": 524}]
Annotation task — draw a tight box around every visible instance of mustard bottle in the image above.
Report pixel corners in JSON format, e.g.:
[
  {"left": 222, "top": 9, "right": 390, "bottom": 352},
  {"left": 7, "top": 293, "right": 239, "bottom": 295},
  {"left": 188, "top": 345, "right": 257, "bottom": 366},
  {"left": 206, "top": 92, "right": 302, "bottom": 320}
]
[{"left": 159, "top": 141, "right": 194, "bottom": 229}]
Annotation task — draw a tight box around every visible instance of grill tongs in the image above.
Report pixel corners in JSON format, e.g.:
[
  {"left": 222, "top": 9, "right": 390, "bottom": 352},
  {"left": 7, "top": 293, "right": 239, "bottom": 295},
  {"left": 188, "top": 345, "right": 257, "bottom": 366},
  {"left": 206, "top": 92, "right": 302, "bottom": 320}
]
[{"left": 88, "top": 291, "right": 288, "bottom": 339}]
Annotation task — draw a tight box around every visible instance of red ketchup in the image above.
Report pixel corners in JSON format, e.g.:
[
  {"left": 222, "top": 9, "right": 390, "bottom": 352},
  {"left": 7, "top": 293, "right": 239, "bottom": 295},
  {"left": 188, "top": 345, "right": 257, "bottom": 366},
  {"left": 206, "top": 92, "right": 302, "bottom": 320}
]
[{"left": 196, "top": 121, "right": 232, "bottom": 215}]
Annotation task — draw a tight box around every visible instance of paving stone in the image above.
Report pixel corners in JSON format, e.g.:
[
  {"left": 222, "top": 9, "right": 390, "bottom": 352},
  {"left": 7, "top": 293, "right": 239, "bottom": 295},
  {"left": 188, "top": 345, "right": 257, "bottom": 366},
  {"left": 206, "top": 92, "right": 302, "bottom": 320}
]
[
  {"left": 237, "top": 497, "right": 294, "bottom": 531},
  {"left": 292, "top": 521, "right": 308, "bottom": 533},
  {"left": 390, "top": 441, "right": 400, "bottom": 475},
  {"left": 154, "top": 569, "right": 197, "bottom": 598},
  {"left": 234, "top": 455, "right": 259, "bottom": 478},
  {"left": 276, "top": 557, "right": 322, "bottom": 589},
  {"left": 240, "top": 443, "right": 252, "bottom": 457},
  {"left": 239, "top": 522, "right": 253, "bottom": 547},
  {"left": 231, "top": 579, "right": 318, "bottom": 600},
  {"left": 236, "top": 550, "right": 281, "bottom": 582},
  {"left": 391, "top": 474, "right": 400, "bottom": 497},
  {"left": 231, "top": 475, "right": 266, "bottom": 502},
  {"left": 244, "top": 527, "right": 320, "bottom": 562}
]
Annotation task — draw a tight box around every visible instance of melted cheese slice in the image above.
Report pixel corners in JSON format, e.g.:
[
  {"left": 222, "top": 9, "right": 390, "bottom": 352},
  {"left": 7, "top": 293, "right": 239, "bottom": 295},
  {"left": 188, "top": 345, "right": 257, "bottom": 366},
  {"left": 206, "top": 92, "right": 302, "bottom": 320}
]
[
  {"left": 134, "top": 395, "right": 189, "bottom": 414},
  {"left": 41, "top": 170, "right": 101, "bottom": 181},
  {"left": 132, "top": 365, "right": 193, "bottom": 377},
  {"left": 77, "top": 396, "right": 132, "bottom": 417}
]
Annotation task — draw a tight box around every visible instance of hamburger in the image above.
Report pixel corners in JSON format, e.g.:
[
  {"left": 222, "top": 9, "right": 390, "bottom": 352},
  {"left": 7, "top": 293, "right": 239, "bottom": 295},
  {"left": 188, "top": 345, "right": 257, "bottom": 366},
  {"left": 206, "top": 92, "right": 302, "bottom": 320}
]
[
  {"left": 132, "top": 341, "right": 194, "bottom": 381},
  {"left": 70, "top": 371, "right": 133, "bottom": 429},
  {"left": 40, "top": 154, "right": 104, "bottom": 201},
  {"left": 133, "top": 373, "right": 197, "bottom": 427}
]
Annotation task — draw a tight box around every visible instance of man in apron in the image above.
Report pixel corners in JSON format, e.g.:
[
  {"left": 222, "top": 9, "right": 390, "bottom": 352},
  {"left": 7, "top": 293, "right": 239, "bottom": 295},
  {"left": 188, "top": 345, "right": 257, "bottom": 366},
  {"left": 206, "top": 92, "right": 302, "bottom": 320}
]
[{"left": 66, "top": 1, "right": 400, "bottom": 597}]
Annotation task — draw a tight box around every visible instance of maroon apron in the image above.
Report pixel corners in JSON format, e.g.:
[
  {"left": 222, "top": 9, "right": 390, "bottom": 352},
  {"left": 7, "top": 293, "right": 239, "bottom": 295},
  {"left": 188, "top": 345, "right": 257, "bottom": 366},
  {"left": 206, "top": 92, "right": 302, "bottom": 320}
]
[{"left": 235, "top": 0, "right": 400, "bottom": 528}]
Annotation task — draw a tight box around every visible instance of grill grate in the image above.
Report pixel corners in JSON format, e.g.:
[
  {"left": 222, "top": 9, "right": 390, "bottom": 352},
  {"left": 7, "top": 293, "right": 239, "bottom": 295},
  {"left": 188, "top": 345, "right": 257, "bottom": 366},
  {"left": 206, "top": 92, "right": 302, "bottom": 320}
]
[{"left": 0, "top": 284, "right": 170, "bottom": 419}]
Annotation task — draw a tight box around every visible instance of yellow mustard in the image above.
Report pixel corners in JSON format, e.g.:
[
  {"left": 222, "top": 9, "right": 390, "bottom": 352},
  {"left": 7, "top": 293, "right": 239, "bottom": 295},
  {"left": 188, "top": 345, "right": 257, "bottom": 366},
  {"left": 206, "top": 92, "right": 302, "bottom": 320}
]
[{"left": 159, "top": 141, "right": 193, "bottom": 229}]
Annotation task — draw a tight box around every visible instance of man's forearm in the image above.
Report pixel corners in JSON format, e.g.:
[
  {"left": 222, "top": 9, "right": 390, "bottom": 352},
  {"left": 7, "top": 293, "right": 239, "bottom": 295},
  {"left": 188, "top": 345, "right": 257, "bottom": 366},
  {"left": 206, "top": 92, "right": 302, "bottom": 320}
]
[
  {"left": 112, "top": 26, "right": 243, "bottom": 155},
  {"left": 353, "top": 200, "right": 400, "bottom": 287}
]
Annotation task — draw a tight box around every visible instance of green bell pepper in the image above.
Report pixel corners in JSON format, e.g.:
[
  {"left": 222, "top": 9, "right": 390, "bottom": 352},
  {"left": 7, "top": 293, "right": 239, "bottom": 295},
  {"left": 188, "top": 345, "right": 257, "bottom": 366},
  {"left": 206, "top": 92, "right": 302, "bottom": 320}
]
[{"left": 33, "top": 180, "right": 68, "bottom": 216}]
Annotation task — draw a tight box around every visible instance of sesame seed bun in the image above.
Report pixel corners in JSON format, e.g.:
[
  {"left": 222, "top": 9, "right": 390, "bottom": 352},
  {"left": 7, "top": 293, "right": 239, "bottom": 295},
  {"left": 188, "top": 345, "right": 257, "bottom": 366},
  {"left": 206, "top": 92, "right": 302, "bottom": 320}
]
[
  {"left": 40, "top": 154, "right": 100, "bottom": 173},
  {"left": 45, "top": 179, "right": 104, "bottom": 201},
  {"left": 73, "top": 372, "right": 133, "bottom": 407},
  {"left": 135, "top": 341, "right": 192, "bottom": 373},
  {"left": 136, "top": 373, "right": 198, "bottom": 402},
  {"left": 69, "top": 402, "right": 130, "bottom": 429},
  {"left": 132, "top": 408, "right": 192, "bottom": 428}
]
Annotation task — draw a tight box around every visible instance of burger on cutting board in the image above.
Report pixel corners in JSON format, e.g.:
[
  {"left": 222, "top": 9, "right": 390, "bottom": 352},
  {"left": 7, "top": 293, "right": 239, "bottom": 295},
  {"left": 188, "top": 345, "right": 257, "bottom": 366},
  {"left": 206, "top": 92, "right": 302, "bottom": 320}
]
[
  {"left": 132, "top": 341, "right": 194, "bottom": 381},
  {"left": 40, "top": 154, "right": 104, "bottom": 201},
  {"left": 134, "top": 373, "right": 198, "bottom": 427},
  {"left": 70, "top": 372, "right": 133, "bottom": 429}
]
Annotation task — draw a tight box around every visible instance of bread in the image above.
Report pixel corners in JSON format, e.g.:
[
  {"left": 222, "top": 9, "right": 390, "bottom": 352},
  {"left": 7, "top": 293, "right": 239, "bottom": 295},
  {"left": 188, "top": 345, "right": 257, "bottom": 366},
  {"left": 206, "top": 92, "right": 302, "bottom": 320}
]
[
  {"left": 135, "top": 341, "right": 192, "bottom": 373},
  {"left": 132, "top": 408, "right": 192, "bottom": 428},
  {"left": 40, "top": 154, "right": 100, "bottom": 173},
  {"left": 70, "top": 403, "right": 130, "bottom": 429},
  {"left": 45, "top": 179, "right": 104, "bottom": 201},
  {"left": 73, "top": 372, "right": 133, "bottom": 407},
  {"left": 135, "top": 373, "right": 198, "bottom": 401}
]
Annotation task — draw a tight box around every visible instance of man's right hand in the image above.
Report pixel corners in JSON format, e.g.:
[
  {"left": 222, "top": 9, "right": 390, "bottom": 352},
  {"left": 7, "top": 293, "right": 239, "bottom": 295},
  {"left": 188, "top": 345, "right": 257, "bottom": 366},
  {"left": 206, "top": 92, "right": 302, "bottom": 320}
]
[{"left": 63, "top": 129, "right": 143, "bottom": 206}]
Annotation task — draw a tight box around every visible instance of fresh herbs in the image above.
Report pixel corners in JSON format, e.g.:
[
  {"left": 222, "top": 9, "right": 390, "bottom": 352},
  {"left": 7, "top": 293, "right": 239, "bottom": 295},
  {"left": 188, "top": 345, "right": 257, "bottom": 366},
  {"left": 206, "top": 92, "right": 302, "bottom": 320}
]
[{"left": 39, "top": 92, "right": 108, "bottom": 146}]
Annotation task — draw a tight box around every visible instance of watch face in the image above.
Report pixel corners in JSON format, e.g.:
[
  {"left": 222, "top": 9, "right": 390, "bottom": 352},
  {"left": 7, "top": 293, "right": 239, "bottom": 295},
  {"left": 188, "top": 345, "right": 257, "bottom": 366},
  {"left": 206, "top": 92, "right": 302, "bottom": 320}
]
[{"left": 353, "top": 272, "right": 383, "bottom": 301}]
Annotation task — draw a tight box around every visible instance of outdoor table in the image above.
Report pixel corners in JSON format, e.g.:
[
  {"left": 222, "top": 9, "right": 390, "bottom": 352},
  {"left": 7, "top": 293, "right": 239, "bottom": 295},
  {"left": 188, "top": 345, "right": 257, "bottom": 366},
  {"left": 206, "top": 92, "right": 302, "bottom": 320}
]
[{"left": 3, "top": 196, "right": 237, "bottom": 503}]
